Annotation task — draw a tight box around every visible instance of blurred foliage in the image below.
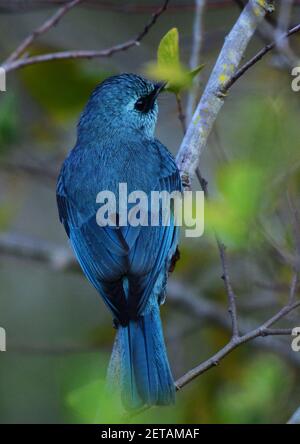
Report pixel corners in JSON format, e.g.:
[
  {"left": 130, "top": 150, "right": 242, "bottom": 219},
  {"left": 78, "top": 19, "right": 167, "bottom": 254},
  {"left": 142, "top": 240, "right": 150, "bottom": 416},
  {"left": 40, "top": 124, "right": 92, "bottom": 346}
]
[
  {"left": 64, "top": 352, "right": 181, "bottom": 424},
  {"left": 215, "top": 355, "right": 292, "bottom": 424},
  {"left": 0, "top": 203, "right": 15, "bottom": 231},
  {"left": 205, "top": 162, "right": 264, "bottom": 248},
  {"left": 20, "top": 46, "right": 112, "bottom": 122},
  {"left": 214, "top": 94, "right": 300, "bottom": 251},
  {"left": 0, "top": 94, "right": 19, "bottom": 151},
  {"left": 227, "top": 95, "right": 300, "bottom": 182},
  {"left": 176, "top": 344, "right": 294, "bottom": 424},
  {"left": 62, "top": 329, "right": 294, "bottom": 424},
  {"left": 65, "top": 353, "right": 124, "bottom": 424},
  {"left": 146, "top": 28, "right": 204, "bottom": 94},
  {"left": 68, "top": 378, "right": 124, "bottom": 424}
]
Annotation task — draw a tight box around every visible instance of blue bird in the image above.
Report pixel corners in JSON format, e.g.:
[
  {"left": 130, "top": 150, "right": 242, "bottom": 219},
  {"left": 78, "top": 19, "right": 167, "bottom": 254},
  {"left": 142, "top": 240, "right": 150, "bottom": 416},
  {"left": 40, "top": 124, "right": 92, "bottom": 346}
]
[{"left": 56, "top": 74, "right": 181, "bottom": 410}]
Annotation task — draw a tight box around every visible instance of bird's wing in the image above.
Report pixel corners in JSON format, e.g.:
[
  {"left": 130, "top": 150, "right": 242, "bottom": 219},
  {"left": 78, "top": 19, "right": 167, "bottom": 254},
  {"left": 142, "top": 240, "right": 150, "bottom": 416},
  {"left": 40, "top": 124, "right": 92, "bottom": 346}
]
[
  {"left": 57, "top": 171, "right": 134, "bottom": 322},
  {"left": 126, "top": 140, "right": 182, "bottom": 314},
  {"left": 56, "top": 139, "right": 182, "bottom": 321}
]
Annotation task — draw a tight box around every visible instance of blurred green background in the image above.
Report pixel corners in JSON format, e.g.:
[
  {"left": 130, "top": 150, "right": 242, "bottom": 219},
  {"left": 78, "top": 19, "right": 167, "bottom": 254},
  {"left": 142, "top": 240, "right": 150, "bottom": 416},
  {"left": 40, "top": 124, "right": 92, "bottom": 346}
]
[{"left": 0, "top": 0, "right": 300, "bottom": 424}]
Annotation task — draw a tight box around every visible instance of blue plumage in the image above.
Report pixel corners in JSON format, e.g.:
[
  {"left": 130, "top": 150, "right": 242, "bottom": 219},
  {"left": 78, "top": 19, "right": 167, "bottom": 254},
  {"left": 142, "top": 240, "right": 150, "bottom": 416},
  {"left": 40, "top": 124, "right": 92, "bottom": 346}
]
[{"left": 57, "top": 74, "right": 181, "bottom": 410}]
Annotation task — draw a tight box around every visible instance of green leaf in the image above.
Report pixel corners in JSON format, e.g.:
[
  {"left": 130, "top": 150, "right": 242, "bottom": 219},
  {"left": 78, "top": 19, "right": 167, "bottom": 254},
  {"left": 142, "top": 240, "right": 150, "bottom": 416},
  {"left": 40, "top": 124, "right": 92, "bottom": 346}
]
[
  {"left": 19, "top": 44, "right": 113, "bottom": 122},
  {"left": 157, "top": 27, "right": 180, "bottom": 68},
  {"left": 190, "top": 63, "right": 205, "bottom": 79},
  {"left": 147, "top": 62, "right": 192, "bottom": 94},
  {"left": 0, "top": 94, "right": 19, "bottom": 151},
  {"left": 145, "top": 28, "right": 204, "bottom": 94}
]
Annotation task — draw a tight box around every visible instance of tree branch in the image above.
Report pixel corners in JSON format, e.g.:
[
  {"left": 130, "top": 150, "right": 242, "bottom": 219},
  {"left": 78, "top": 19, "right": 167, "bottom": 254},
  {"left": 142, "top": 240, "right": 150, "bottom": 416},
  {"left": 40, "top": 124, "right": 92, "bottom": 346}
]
[
  {"left": 0, "top": 158, "right": 59, "bottom": 183},
  {"left": 175, "top": 94, "right": 187, "bottom": 134},
  {"left": 223, "top": 22, "right": 300, "bottom": 91},
  {"left": 1, "top": 232, "right": 299, "bottom": 367},
  {"left": 0, "top": 233, "right": 77, "bottom": 271},
  {"left": 218, "top": 241, "right": 239, "bottom": 339},
  {"left": 186, "top": 0, "right": 206, "bottom": 125},
  {"left": 1, "top": 0, "right": 170, "bottom": 72},
  {"left": 176, "top": 0, "right": 275, "bottom": 186},
  {"left": 3, "top": 0, "right": 84, "bottom": 65},
  {"left": 274, "top": 0, "right": 298, "bottom": 66},
  {"left": 287, "top": 406, "right": 300, "bottom": 424},
  {"left": 175, "top": 298, "right": 300, "bottom": 389}
]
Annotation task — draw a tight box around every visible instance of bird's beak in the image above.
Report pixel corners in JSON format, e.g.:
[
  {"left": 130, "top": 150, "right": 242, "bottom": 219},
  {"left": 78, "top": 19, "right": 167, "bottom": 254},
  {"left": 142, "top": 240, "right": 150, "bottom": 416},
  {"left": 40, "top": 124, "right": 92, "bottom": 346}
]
[
  {"left": 145, "top": 81, "right": 168, "bottom": 112},
  {"left": 154, "top": 81, "right": 167, "bottom": 98}
]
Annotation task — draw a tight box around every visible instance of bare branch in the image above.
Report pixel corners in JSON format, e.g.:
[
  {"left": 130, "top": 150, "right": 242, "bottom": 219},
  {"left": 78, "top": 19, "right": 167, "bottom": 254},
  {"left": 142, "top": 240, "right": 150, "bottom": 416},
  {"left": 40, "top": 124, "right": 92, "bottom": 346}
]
[
  {"left": 0, "top": 158, "right": 58, "bottom": 183},
  {"left": 218, "top": 241, "right": 239, "bottom": 339},
  {"left": 176, "top": 298, "right": 300, "bottom": 389},
  {"left": 1, "top": 0, "right": 170, "bottom": 72},
  {"left": 176, "top": 7, "right": 300, "bottom": 189},
  {"left": 287, "top": 406, "right": 300, "bottom": 424},
  {"left": 287, "top": 192, "right": 300, "bottom": 272},
  {"left": 186, "top": 0, "right": 206, "bottom": 125},
  {"left": 223, "top": 22, "right": 300, "bottom": 92},
  {"left": 1, "top": 232, "right": 299, "bottom": 394},
  {"left": 261, "top": 328, "right": 294, "bottom": 336},
  {"left": 168, "top": 280, "right": 300, "bottom": 368},
  {"left": 289, "top": 272, "right": 299, "bottom": 305},
  {"left": 176, "top": 0, "right": 275, "bottom": 186},
  {"left": 175, "top": 94, "right": 187, "bottom": 134},
  {"left": 0, "top": 233, "right": 77, "bottom": 271},
  {"left": 3, "top": 0, "right": 281, "bottom": 14},
  {"left": 3, "top": 0, "right": 84, "bottom": 65},
  {"left": 176, "top": 79, "right": 239, "bottom": 344},
  {"left": 274, "top": 0, "right": 298, "bottom": 66}
]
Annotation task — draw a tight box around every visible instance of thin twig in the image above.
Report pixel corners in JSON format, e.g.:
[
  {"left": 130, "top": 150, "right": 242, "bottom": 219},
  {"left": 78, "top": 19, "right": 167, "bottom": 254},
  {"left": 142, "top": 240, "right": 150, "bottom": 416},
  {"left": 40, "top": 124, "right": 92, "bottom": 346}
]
[
  {"left": 287, "top": 406, "right": 300, "bottom": 424},
  {"left": 195, "top": 167, "right": 208, "bottom": 197},
  {"left": 289, "top": 273, "right": 299, "bottom": 305},
  {"left": 218, "top": 241, "right": 239, "bottom": 339},
  {"left": 0, "top": 159, "right": 59, "bottom": 183},
  {"left": 176, "top": 0, "right": 275, "bottom": 186},
  {"left": 176, "top": 299, "right": 300, "bottom": 389},
  {"left": 0, "top": 0, "right": 280, "bottom": 14},
  {"left": 186, "top": 0, "right": 206, "bottom": 125},
  {"left": 287, "top": 191, "right": 300, "bottom": 271},
  {"left": 3, "top": 0, "right": 84, "bottom": 65},
  {"left": 274, "top": 0, "right": 298, "bottom": 66},
  {"left": 222, "top": 23, "right": 300, "bottom": 92},
  {"left": 176, "top": 88, "right": 239, "bottom": 339},
  {"left": 0, "top": 233, "right": 77, "bottom": 271},
  {"left": 1, "top": 0, "right": 170, "bottom": 72},
  {"left": 175, "top": 94, "right": 187, "bottom": 134},
  {"left": 1, "top": 232, "right": 299, "bottom": 402}
]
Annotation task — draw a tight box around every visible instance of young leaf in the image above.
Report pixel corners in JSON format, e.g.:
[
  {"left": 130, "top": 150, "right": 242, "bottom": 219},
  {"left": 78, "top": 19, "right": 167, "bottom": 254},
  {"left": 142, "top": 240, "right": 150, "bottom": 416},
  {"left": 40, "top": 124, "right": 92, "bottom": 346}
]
[
  {"left": 190, "top": 64, "right": 205, "bottom": 79},
  {"left": 145, "top": 28, "right": 204, "bottom": 95},
  {"left": 157, "top": 27, "right": 180, "bottom": 68}
]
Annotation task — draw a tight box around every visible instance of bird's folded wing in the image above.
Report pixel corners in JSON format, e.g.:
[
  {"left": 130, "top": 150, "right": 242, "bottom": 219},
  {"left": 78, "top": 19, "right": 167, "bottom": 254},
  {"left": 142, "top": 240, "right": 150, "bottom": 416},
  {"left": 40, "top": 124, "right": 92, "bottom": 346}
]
[{"left": 56, "top": 140, "right": 182, "bottom": 318}]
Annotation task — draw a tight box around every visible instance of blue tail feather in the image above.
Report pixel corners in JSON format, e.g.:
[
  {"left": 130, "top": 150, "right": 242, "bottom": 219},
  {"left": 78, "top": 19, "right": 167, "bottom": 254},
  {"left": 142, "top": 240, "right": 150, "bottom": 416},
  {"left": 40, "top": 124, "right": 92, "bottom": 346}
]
[{"left": 107, "top": 305, "right": 175, "bottom": 411}]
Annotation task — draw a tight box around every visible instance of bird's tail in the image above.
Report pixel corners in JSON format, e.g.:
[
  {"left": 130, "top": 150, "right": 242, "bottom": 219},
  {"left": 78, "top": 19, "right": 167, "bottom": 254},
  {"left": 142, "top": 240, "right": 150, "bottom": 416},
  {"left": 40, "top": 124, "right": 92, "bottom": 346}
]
[{"left": 107, "top": 305, "right": 175, "bottom": 411}]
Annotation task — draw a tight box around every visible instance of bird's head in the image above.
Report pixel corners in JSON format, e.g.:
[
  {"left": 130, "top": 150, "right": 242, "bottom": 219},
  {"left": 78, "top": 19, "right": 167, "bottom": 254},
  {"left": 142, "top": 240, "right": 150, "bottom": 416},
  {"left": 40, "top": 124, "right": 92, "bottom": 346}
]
[{"left": 78, "top": 74, "right": 166, "bottom": 141}]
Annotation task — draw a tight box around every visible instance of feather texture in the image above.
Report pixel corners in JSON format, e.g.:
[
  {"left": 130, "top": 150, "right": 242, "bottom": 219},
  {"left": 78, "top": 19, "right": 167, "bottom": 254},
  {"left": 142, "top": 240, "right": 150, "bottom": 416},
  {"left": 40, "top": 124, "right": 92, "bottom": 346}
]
[{"left": 56, "top": 74, "right": 181, "bottom": 409}]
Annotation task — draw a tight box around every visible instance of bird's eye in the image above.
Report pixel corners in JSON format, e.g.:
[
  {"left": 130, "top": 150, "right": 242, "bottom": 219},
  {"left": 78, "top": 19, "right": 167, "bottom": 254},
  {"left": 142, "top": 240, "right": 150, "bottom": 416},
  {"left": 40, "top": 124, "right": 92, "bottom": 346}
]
[{"left": 134, "top": 97, "right": 147, "bottom": 112}]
